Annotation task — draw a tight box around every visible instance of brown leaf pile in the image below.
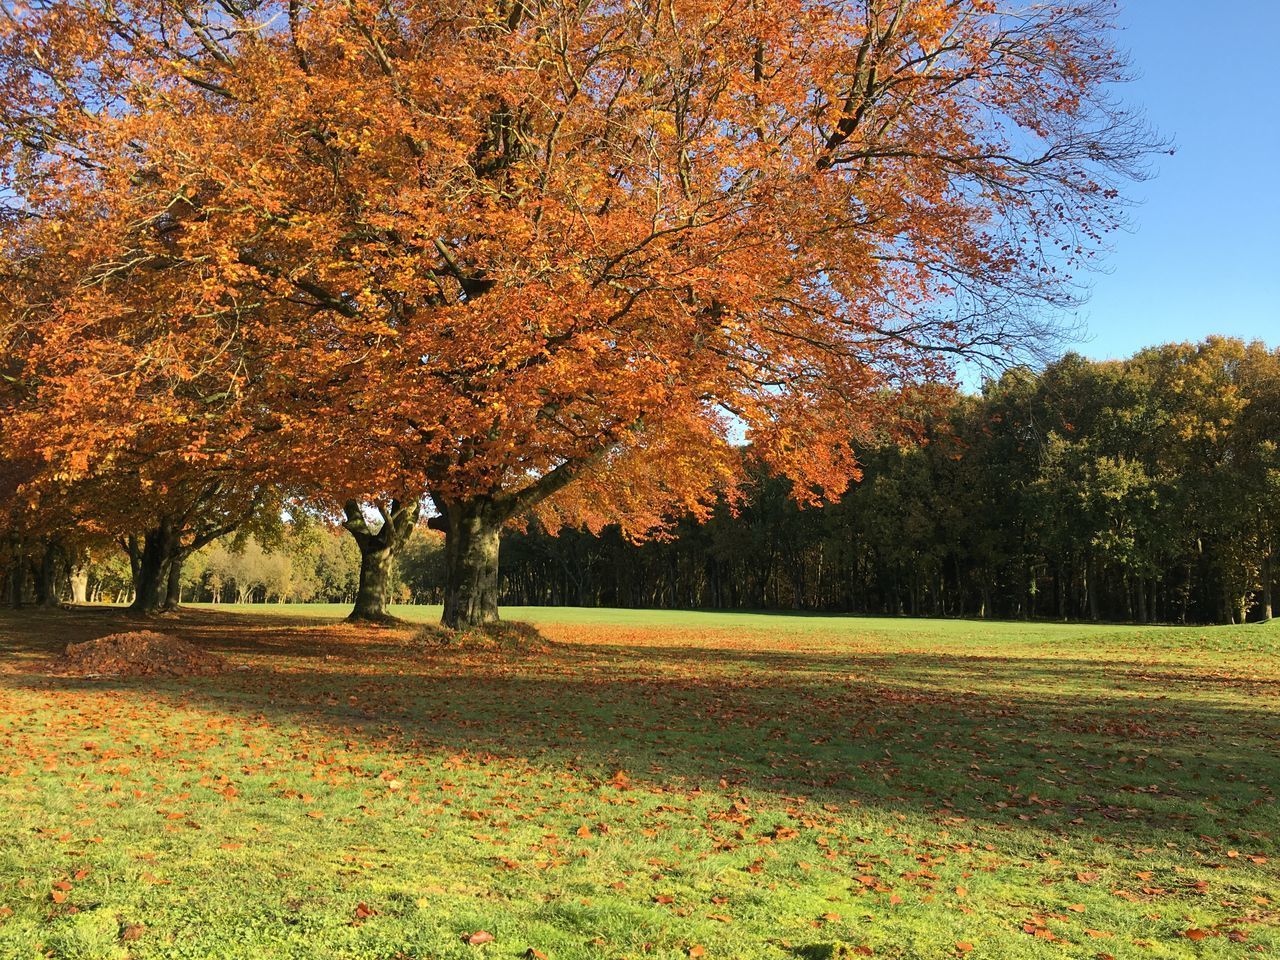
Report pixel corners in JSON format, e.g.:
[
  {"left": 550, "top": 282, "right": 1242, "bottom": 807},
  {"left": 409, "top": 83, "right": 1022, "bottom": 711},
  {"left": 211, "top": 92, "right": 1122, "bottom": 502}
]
[
  {"left": 60, "top": 631, "right": 227, "bottom": 678},
  {"left": 415, "top": 620, "right": 551, "bottom": 653}
]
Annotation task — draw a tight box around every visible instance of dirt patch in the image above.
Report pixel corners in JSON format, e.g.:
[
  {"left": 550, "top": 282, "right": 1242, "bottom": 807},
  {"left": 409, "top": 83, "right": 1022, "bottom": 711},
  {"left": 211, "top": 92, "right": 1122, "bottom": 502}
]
[{"left": 59, "top": 630, "right": 228, "bottom": 678}]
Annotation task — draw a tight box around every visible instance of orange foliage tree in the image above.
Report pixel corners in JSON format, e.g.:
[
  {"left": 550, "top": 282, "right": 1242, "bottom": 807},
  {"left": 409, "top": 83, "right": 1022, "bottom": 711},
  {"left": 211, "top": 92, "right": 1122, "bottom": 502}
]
[{"left": 0, "top": 0, "right": 1157, "bottom": 626}]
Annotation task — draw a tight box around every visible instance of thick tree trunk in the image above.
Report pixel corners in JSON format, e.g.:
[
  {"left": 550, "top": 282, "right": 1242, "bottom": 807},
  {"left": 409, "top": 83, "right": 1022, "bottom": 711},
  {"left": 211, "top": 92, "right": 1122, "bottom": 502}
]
[
  {"left": 70, "top": 565, "right": 89, "bottom": 604},
  {"left": 343, "top": 498, "right": 420, "bottom": 622},
  {"left": 163, "top": 554, "right": 185, "bottom": 612},
  {"left": 130, "top": 521, "right": 178, "bottom": 615},
  {"left": 27, "top": 538, "right": 63, "bottom": 608},
  {"left": 434, "top": 498, "right": 502, "bottom": 629},
  {"left": 6, "top": 555, "right": 25, "bottom": 609},
  {"left": 351, "top": 540, "right": 397, "bottom": 620}
]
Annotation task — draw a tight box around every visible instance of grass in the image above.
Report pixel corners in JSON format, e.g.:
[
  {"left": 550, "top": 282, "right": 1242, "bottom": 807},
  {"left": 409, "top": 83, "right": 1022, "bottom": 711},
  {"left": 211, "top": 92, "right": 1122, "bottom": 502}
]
[{"left": 0, "top": 605, "right": 1276, "bottom": 959}]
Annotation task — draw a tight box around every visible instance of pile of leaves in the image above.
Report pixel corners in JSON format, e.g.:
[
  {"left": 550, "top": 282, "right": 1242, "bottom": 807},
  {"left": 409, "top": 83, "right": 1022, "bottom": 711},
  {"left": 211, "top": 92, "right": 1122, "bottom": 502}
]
[
  {"left": 415, "top": 620, "right": 551, "bottom": 653},
  {"left": 59, "top": 631, "right": 227, "bottom": 678}
]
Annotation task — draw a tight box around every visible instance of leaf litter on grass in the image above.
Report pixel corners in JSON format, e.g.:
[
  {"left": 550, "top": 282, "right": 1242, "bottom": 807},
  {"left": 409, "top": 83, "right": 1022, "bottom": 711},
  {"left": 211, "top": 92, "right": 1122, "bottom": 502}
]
[{"left": 0, "top": 606, "right": 1276, "bottom": 959}]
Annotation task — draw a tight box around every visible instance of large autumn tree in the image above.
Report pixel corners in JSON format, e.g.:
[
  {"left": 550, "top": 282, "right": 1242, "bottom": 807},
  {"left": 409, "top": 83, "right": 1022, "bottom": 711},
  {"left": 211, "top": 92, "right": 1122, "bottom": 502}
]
[{"left": 0, "top": 0, "right": 1157, "bottom": 626}]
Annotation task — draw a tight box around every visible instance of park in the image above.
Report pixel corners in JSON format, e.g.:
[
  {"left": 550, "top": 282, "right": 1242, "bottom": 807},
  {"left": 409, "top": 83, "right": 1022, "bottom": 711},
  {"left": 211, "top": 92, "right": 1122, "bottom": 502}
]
[
  {"left": 1, "top": 605, "right": 1277, "bottom": 958},
  {"left": 1, "top": 0, "right": 1278, "bottom": 957}
]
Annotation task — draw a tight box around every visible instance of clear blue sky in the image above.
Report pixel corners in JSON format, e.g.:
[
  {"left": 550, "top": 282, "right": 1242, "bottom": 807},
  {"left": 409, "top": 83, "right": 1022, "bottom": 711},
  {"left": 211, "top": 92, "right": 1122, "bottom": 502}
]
[{"left": 1067, "top": 0, "right": 1280, "bottom": 360}]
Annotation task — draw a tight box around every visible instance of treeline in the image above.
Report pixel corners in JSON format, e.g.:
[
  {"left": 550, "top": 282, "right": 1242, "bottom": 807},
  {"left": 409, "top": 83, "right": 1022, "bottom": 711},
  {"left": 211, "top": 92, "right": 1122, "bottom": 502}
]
[
  {"left": 63, "top": 525, "right": 448, "bottom": 608},
  {"left": 7, "top": 338, "right": 1277, "bottom": 626},
  {"left": 500, "top": 338, "right": 1280, "bottom": 624}
]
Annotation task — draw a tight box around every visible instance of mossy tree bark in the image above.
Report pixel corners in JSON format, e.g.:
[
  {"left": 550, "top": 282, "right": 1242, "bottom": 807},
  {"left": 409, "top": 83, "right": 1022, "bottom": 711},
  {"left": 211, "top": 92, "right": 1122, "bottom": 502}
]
[
  {"left": 343, "top": 499, "right": 421, "bottom": 622},
  {"left": 434, "top": 499, "right": 501, "bottom": 630},
  {"left": 427, "top": 443, "right": 617, "bottom": 630}
]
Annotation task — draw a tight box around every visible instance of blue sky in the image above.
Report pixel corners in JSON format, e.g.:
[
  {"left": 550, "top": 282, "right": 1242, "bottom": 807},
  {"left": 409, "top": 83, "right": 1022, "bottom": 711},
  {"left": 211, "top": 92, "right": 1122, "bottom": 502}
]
[{"left": 1067, "top": 0, "right": 1280, "bottom": 360}]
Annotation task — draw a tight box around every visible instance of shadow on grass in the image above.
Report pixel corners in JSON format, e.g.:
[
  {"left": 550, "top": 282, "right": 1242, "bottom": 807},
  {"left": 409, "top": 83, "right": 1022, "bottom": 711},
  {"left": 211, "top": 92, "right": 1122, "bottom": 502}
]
[{"left": 2, "top": 607, "right": 1277, "bottom": 853}]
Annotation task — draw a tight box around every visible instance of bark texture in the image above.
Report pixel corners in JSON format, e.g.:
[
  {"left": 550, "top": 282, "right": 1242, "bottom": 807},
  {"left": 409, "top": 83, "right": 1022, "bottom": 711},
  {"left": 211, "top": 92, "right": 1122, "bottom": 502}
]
[
  {"left": 437, "top": 499, "right": 501, "bottom": 630},
  {"left": 129, "top": 521, "right": 178, "bottom": 615},
  {"left": 343, "top": 499, "right": 420, "bottom": 622},
  {"left": 33, "top": 538, "right": 63, "bottom": 608},
  {"left": 164, "top": 554, "right": 185, "bottom": 612}
]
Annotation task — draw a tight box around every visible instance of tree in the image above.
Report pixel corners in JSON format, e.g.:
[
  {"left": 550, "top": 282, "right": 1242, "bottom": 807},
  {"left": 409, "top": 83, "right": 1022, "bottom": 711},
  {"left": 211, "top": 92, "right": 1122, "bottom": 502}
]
[
  {"left": 0, "top": 0, "right": 1158, "bottom": 626},
  {"left": 341, "top": 500, "right": 420, "bottom": 621}
]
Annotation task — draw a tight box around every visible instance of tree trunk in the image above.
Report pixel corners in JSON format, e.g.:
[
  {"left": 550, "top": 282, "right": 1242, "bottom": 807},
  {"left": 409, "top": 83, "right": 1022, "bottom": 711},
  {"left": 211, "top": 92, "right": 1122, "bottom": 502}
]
[
  {"left": 351, "top": 540, "right": 397, "bottom": 620},
  {"left": 1263, "top": 551, "right": 1274, "bottom": 622},
  {"left": 439, "top": 498, "right": 502, "bottom": 629},
  {"left": 163, "top": 554, "right": 185, "bottom": 612},
  {"left": 343, "top": 498, "right": 420, "bottom": 622},
  {"left": 7, "top": 555, "right": 25, "bottom": 609},
  {"left": 70, "top": 565, "right": 89, "bottom": 604},
  {"left": 33, "top": 540, "right": 62, "bottom": 608},
  {"left": 130, "top": 521, "right": 178, "bottom": 615}
]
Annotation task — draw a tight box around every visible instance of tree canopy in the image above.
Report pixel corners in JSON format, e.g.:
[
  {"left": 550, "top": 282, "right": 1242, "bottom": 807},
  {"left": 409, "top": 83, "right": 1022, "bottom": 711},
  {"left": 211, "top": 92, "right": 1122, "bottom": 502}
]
[{"left": 1, "top": 0, "right": 1158, "bottom": 625}]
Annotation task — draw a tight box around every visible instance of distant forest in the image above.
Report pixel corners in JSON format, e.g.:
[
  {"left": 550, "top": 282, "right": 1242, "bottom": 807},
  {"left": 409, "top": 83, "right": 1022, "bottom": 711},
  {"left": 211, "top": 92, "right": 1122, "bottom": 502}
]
[
  {"left": 76, "top": 337, "right": 1279, "bottom": 625},
  {"left": 501, "top": 338, "right": 1280, "bottom": 625}
]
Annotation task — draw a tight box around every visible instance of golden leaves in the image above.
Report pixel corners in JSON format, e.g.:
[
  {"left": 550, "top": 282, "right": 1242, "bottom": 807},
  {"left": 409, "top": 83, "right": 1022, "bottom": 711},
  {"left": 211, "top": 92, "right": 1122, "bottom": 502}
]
[{"left": 0, "top": 0, "right": 1152, "bottom": 534}]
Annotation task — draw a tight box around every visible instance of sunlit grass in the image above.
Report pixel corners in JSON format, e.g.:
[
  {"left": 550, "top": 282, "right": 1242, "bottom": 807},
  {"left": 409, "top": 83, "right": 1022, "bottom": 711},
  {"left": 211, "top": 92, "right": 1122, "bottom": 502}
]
[{"left": 0, "top": 606, "right": 1276, "bottom": 959}]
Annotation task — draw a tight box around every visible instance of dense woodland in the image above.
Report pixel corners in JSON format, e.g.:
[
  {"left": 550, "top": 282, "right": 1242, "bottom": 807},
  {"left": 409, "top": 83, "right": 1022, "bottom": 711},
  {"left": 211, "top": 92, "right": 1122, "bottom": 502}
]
[
  {"left": 15, "top": 337, "right": 1275, "bottom": 626},
  {"left": 502, "top": 339, "right": 1280, "bottom": 624}
]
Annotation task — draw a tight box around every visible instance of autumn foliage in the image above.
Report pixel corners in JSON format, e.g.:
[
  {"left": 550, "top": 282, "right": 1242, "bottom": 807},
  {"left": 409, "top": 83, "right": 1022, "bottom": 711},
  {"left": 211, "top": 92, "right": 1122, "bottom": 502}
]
[{"left": 0, "top": 0, "right": 1155, "bottom": 624}]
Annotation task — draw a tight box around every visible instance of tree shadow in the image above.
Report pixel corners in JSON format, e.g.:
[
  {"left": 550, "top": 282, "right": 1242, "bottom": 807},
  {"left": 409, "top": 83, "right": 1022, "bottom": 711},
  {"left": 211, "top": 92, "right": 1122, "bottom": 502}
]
[{"left": 2, "top": 607, "right": 1277, "bottom": 853}]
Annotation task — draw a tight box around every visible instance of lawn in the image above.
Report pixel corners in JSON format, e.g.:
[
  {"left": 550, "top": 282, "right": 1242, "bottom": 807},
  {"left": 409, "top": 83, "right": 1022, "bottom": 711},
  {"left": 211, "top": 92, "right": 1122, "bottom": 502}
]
[{"left": 0, "top": 606, "right": 1276, "bottom": 960}]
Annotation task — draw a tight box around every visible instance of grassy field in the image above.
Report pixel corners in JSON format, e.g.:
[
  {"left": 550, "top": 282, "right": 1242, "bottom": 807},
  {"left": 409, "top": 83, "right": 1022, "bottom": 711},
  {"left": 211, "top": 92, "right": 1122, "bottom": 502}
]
[{"left": 0, "top": 606, "right": 1276, "bottom": 959}]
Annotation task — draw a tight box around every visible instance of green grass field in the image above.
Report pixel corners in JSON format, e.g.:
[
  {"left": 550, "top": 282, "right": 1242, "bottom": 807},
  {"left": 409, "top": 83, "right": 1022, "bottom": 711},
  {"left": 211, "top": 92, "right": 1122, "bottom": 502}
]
[{"left": 1, "top": 606, "right": 1276, "bottom": 959}]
